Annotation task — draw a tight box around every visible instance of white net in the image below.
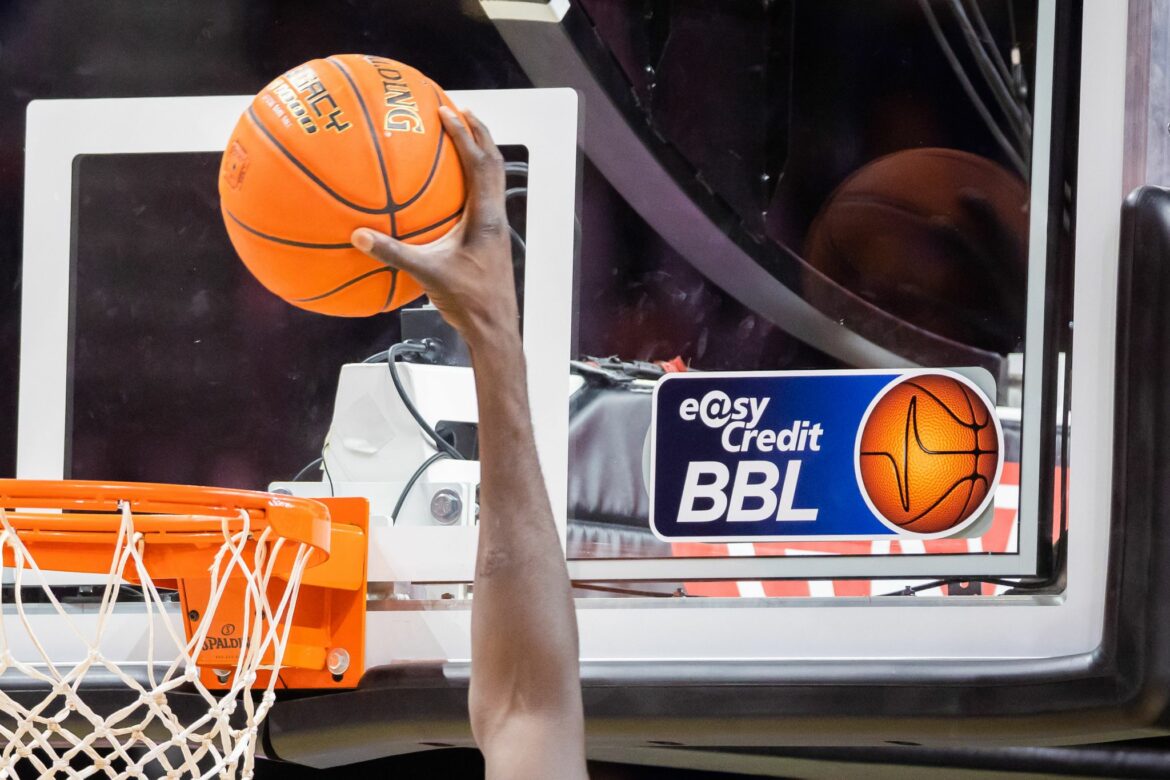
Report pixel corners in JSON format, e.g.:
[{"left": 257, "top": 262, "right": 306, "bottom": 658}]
[{"left": 0, "top": 501, "right": 313, "bottom": 779}]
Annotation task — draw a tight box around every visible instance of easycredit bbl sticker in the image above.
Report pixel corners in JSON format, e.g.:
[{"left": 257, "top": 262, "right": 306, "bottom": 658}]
[{"left": 649, "top": 369, "right": 1004, "bottom": 542}]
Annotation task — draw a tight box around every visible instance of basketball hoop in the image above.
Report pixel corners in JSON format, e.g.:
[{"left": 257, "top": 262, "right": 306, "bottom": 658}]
[{"left": 0, "top": 479, "right": 367, "bottom": 779}]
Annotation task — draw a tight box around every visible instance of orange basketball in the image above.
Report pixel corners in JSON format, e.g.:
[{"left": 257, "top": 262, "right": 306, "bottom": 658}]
[
  {"left": 856, "top": 373, "right": 1001, "bottom": 535},
  {"left": 803, "top": 148, "right": 1029, "bottom": 353},
  {"left": 218, "top": 55, "right": 465, "bottom": 316}
]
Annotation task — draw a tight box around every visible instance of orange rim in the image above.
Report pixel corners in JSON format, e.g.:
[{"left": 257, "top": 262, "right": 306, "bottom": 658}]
[{"left": 0, "top": 479, "right": 332, "bottom": 566}]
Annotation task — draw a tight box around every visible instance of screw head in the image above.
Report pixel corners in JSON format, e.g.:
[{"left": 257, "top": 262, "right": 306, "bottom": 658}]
[
  {"left": 430, "top": 489, "right": 463, "bottom": 525},
  {"left": 326, "top": 647, "right": 350, "bottom": 676},
  {"left": 188, "top": 610, "right": 199, "bottom": 622},
  {"left": 213, "top": 669, "right": 230, "bottom": 684}
]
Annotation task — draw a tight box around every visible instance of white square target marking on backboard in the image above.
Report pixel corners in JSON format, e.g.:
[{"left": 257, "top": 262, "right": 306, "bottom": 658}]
[{"left": 17, "top": 89, "right": 579, "bottom": 583}]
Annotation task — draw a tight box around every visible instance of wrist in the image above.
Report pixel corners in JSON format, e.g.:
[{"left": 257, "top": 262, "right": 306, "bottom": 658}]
[
  {"left": 467, "top": 324, "right": 530, "bottom": 413},
  {"left": 464, "top": 320, "right": 523, "bottom": 362}
]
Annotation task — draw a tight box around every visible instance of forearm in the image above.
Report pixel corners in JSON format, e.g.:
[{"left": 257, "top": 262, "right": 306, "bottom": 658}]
[
  {"left": 466, "top": 328, "right": 583, "bottom": 740},
  {"left": 353, "top": 104, "right": 586, "bottom": 775}
]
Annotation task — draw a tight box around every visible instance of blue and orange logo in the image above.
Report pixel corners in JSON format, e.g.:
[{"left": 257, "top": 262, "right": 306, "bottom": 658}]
[{"left": 649, "top": 369, "right": 1003, "bottom": 542}]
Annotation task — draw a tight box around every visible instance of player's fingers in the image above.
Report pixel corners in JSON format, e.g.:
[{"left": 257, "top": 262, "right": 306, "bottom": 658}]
[
  {"left": 462, "top": 109, "right": 502, "bottom": 161},
  {"left": 351, "top": 228, "right": 433, "bottom": 282},
  {"left": 461, "top": 110, "right": 505, "bottom": 207},
  {"left": 439, "top": 106, "right": 482, "bottom": 181},
  {"left": 439, "top": 107, "right": 505, "bottom": 242},
  {"left": 440, "top": 106, "right": 503, "bottom": 200}
]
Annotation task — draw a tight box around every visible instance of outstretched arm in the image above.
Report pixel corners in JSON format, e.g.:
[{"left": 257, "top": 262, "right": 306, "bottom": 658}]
[{"left": 351, "top": 105, "right": 587, "bottom": 780}]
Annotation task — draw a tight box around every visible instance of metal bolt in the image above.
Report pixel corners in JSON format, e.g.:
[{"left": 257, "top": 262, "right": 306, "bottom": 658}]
[
  {"left": 213, "top": 669, "right": 230, "bottom": 684},
  {"left": 326, "top": 647, "right": 350, "bottom": 676},
  {"left": 430, "top": 489, "right": 463, "bottom": 525},
  {"left": 188, "top": 610, "right": 199, "bottom": 622}
]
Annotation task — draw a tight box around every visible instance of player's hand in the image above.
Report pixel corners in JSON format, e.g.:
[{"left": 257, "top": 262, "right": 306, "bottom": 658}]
[{"left": 351, "top": 106, "right": 518, "bottom": 349}]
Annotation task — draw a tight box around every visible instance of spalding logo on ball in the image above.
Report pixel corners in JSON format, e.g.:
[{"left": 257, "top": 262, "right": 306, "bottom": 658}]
[
  {"left": 219, "top": 54, "right": 466, "bottom": 316},
  {"left": 855, "top": 372, "right": 1003, "bottom": 537}
]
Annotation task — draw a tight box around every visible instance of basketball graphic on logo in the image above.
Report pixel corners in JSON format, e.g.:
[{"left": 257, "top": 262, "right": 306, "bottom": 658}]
[{"left": 855, "top": 373, "right": 1002, "bottom": 536}]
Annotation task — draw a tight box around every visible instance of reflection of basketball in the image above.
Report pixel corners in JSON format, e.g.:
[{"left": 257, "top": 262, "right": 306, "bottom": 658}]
[
  {"left": 856, "top": 373, "right": 1001, "bottom": 535},
  {"left": 219, "top": 55, "right": 465, "bottom": 316},
  {"left": 804, "top": 148, "right": 1028, "bottom": 353}
]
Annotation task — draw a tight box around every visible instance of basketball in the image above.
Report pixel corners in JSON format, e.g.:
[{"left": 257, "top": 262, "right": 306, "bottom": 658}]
[
  {"left": 218, "top": 54, "right": 465, "bottom": 316},
  {"left": 803, "top": 148, "right": 1028, "bottom": 353},
  {"left": 856, "top": 373, "right": 1001, "bottom": 535}
]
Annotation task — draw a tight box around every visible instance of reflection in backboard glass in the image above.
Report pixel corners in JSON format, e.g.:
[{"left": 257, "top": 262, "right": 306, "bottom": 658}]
[{"left": 563, "top": 0, "right": 1071, "bottom": 594}]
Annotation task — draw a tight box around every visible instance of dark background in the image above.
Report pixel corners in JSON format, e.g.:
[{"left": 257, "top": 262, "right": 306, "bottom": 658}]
[{"left": 68, "top": 152, "right": 403, "bottom": 486}]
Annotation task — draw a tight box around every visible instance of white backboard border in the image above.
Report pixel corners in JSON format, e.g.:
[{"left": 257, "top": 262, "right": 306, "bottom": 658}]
[{"left": 18, "top": 88, "right": 579, "bottom": 583}]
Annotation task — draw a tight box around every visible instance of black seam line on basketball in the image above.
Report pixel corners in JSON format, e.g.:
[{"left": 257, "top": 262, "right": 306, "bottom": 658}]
[
  {"left": 324, "top": 57, "right": 395, "bottom": 212},
  {"left": 958, "top": 380, "right": 978, "bottom": 429},
  {"left": 394, "top": 85, "right": 449, "bottom": 212},
  {"left": 859, "top": 452, "right": 908, "bottom": 511},
  {"left": 397, "top": 206, "right": 464, "bottom": 241},
  {"left": 244, "top": 107, "right": 388, "bottom": 215},
  {"left": 901, "top": 395, "right": 913, "bottom": 510},
  {"left": 896, "top": 474, "right": 990, "bottom": 527},
  {"left": 862, "top": 446, "right": 993, "bottom": 457},
  {"left": 903, "top": 381, "right": 988, "bottom": 429},
  {"left": 957, "top": 477, "right": 976, "bottom": 525},
  {"left": 895, "top": 476, "right": 986, "bottom": 528},
  {"left": 381, "top": 268, "right": 400, "bottom": 311},
  {"left": 293, "top": 267, "right": 391, "bottom": 303},
  {"left": 224, "top": 211, "right": 353, "bottom": 250},
  {"left": 953, "top": 385, "right": 984, "bottom": 511}
]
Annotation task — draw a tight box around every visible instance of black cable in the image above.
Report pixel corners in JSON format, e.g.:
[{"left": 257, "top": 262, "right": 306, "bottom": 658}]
[
  {"left": 878, "top": 578, "right": 966, "bottom": 597},
  {"left": 391, "top": 451, "right": 449, "bottom": 521},
  {"left": 505, "top": 188, "right": 527, "bottom": 252},
  {"left": 948, "top": 0, "right": 1032, "bottom": 148},
  {"left": 1006, "top": 0, "right": 1019, "bottom": 43},
  {"left": 1004, "top": 0, "right": 1028, "bottom": 100},
  {"left": 957, "top": 0, "right": 1019, "bottom": 99},
  {"left": 965, "top": 0, "right": 1023, "bottom": 104},
  {"left": 877, "top": 573, "right": 1043, "bottom": 597},
  {"left": 290, "top": 457, "right": 323, "bottom": 482},
  {"left": 387, "top": 341, "right": 464, "bottom": 460},
  {"left": 361, "top": 349, "right": 389, "bottom": 364},
  {"left": 917, "top": 0, "right": 1029, "bottom": 178},
  {"left": 321, "top": 446, "right": 334, "bottom": 497},
  {"left": 503, "top": 161, "right": 529, "bottom": 177},
  {"left": 572, "top": 583, "right": 695, "bottom": 598},
  {"left": 508, "top": 225, "right": 526, "bottom": 256}
]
